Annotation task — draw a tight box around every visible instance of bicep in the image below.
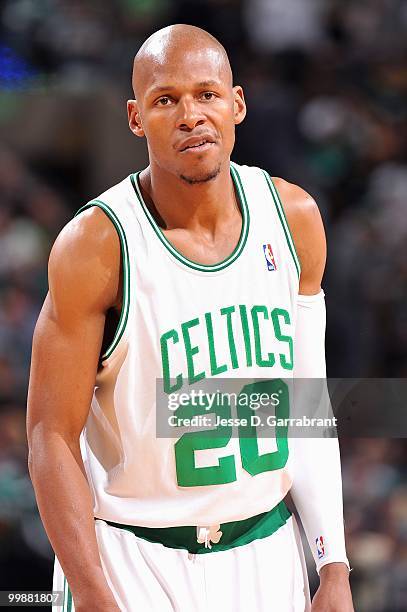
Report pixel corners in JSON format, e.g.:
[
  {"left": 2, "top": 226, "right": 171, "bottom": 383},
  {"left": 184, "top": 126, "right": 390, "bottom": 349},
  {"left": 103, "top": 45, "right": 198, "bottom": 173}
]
[
  {"left": 27, "top": 293, "right": 105, "bottom": 443},
  {"left": 295, "top": 201, "right": 326, "bottom": 295},
  {"left": 273, "top": 177, "right": 326, "bottom": 294},
  {"left": 27, "top": 208, "right": 120, "bottom": 446}
]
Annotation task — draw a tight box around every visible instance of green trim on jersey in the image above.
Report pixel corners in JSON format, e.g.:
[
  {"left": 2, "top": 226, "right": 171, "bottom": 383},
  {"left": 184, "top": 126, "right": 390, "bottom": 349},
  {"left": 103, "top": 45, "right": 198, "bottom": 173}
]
[
  {"left": 130, "top": 163, "right": 250, "bottom": 273},
  {"left": 74, "top": 200, "right": 130, "bottom": 360},
  {"left": 262, "top": 171, "right": 301, "bottom": 279},
  {"left": 96, "top": 500, "right": 291, "bottom": 554},
  {"left": 63, "top": 576, "right": 72, "bottom": 612}
]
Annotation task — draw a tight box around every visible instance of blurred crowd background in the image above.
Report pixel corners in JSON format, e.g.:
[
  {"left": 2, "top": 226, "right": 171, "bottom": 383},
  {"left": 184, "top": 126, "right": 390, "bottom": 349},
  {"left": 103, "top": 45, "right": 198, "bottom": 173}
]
[{"left": 0, "top": 1, "right": 406, "bottom": 610}]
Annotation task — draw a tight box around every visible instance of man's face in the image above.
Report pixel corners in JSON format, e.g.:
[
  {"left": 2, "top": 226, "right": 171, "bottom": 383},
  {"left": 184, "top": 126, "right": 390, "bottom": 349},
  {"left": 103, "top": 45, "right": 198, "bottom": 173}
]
[{"left": 128, "top": 46, "right": 246, "bottom": 184}]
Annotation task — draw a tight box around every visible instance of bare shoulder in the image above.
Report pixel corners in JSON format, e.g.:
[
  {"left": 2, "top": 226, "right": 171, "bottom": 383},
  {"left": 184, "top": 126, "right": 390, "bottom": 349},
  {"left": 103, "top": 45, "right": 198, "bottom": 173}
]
[
  {"left": 272, "top": 177, "right": 320, "bottom": 228},
  {"left": 272, "top": 177, "right": 326, "bottom": 293},
  {"left": 49, "top": 206, "right": 121, "bottom": 319}
]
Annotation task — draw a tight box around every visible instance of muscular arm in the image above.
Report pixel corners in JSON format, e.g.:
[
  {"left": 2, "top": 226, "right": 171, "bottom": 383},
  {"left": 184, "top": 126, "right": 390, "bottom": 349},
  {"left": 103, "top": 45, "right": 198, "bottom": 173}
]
[
  {"left": 273, "top": 178, "right": 326, "bottom": 296},
  {"left": 275, "top": 178, "right": 354, "bottom": 611},
  {"left": 27, "top": 208, "right": 121, "bottom": 611}
]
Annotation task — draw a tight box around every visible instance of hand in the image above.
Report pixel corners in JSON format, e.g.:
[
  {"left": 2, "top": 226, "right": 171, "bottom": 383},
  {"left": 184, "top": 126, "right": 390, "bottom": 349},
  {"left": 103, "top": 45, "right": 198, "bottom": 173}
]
[{"left": 311, "top": 562, "right": 354, "bottom": 612}]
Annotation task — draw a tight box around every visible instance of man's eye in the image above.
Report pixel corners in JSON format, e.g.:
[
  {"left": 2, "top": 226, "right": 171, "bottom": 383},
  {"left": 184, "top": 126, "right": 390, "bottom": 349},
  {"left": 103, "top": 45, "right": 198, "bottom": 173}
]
[
  {"left": 157, "top": 96, "right": 171, "bottom": 105},
  {"left": 202, "top": 92, "right": 215, "bottom": 100}
]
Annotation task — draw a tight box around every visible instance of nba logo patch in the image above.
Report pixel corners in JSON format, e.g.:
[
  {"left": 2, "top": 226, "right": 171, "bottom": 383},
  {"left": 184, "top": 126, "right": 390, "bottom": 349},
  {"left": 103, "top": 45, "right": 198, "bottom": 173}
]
[
  {"left": 263, "top": 244, "right": 277, "bottom": 271},
  {"left": 316, "top": 536, "right": 325, "bottom": 559}
]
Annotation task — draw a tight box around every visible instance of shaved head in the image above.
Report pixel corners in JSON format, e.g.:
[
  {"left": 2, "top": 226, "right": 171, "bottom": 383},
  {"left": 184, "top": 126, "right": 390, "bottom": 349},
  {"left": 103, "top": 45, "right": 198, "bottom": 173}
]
[
  {"left": 132, "top": 24, "right": 233, "bottom": 100},
  {"left": 127, "top": 23, "right": 246, "bottom": 185}
]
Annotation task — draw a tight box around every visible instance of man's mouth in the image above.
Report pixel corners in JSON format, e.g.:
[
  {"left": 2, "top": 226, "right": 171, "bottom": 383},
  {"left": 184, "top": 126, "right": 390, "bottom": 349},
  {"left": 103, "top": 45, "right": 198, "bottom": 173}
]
[{"left": 178, "top": 137, "right": 215, "bottom": 153}]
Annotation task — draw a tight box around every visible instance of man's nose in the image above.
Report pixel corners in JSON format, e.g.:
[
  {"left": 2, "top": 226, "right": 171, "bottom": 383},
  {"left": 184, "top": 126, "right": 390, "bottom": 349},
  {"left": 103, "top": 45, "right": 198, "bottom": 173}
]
[{"left": 175, "top": 97, "right": 205, "bottom": 130}]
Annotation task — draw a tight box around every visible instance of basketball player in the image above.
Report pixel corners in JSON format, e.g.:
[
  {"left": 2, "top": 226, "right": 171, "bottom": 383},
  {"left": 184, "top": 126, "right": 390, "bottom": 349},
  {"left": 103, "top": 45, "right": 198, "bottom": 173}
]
[{"left": 27, "top": 25, "right": 354, "bottom": 612}]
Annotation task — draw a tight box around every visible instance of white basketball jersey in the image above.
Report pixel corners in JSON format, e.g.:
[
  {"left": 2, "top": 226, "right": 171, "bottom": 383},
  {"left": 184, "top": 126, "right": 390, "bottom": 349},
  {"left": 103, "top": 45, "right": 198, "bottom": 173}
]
[{"left": 77, "top": 162, "right": 301, "bottom": 527}]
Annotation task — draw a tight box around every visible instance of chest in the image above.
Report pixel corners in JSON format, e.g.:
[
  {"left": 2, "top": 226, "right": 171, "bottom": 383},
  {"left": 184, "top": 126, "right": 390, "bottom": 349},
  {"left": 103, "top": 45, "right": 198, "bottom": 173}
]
[{"left": 161, "top": 216, "right": 242, "bottom": 266}]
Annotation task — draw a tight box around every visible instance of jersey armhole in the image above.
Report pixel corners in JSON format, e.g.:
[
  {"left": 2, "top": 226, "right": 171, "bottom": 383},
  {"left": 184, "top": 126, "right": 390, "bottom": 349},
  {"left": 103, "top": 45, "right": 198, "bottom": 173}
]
[
  {"left": 74, "top": 199, "right": 130, "bottom": 362},
  {"left": 261, "top": 170, "right": 301, "bottom": 279}
]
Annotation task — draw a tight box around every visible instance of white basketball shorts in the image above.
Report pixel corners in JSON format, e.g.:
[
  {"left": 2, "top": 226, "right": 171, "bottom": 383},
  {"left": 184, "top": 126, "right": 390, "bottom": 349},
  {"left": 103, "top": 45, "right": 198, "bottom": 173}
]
[{"left": 53, "top": 514, "right": 311, "bottom": 612}]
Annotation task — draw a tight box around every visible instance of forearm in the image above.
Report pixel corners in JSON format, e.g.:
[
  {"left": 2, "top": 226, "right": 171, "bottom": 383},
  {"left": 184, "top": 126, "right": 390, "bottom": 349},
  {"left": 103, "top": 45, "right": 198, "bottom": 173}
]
[
  {"left": 291, "top": 291, "right": 349, "bottom": 574},
  {"left": 290, "top": 436, "right": 349, "bottom": 573},
  {"left": 28, "top": 429, "right": 113, "bottom": 605}
]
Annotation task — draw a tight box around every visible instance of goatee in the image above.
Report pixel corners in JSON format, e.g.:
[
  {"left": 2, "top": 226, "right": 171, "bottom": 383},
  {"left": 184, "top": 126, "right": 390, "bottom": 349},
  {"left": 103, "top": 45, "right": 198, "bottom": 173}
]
[{"left": 179, "top": 164, "right": 221, "bottom": 185}]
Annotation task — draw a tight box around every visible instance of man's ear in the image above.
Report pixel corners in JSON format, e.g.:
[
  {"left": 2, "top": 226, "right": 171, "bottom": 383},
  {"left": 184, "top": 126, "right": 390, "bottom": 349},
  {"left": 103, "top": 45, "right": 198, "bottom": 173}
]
[
  {"left": 232, "top": 86, "right": 246, "bottom": 125},
  {"left": 127, "top": 100, "right": 144, "bottom": 137}
]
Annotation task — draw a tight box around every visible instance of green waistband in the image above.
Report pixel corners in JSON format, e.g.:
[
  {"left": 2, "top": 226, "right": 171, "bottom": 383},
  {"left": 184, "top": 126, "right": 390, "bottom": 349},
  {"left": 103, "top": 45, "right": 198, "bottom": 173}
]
[{"left": 96, "top": 501, "right": 291, "bottom": 554}]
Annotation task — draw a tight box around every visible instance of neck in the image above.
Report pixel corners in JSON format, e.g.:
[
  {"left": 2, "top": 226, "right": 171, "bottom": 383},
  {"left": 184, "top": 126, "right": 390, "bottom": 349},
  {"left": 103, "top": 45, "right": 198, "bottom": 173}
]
[{"left": 139, "top": 159, "right": 239, "bottom": 233}]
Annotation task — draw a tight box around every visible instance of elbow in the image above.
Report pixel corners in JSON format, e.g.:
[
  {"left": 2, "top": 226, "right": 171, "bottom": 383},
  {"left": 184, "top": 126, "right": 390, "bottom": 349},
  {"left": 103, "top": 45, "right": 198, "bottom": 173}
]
[
  {"left": 27, "top": 442, "right": 41, "bottom": 485},
  {"left": 27, "top": 425, "right": 34, "bottom": 478},
  {"left": 26, "top": 425, "right": 49, "bottom": 482},
  {"left": 27, "top": 448, "right": 33, "bottom": 475}
]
